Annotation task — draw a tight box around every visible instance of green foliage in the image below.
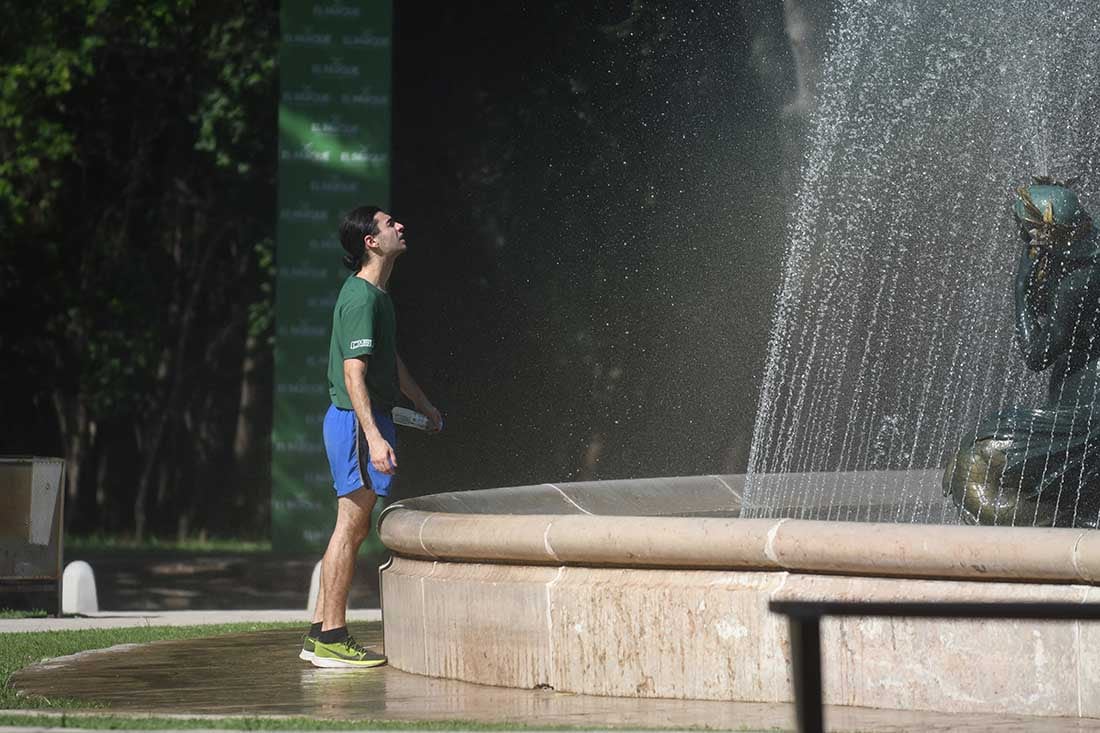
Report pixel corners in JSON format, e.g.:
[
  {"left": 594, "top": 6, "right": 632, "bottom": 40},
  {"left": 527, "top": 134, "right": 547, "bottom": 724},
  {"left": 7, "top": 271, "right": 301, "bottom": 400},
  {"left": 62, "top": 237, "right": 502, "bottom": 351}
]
[
  {"left": 0, "top": 2, "right": 105, "bottom": 225},
  {"left": 249, "top": 238, "right": 276, "bottom": 342},
  {"left": 193, "top": 14, "right": 276, "bottom": 173},
  {"left": 0, "top": 0, "right": 279, "bottom": 538},
  {"left": 0, "top": 609, "right": 48, "bottom": 619}
]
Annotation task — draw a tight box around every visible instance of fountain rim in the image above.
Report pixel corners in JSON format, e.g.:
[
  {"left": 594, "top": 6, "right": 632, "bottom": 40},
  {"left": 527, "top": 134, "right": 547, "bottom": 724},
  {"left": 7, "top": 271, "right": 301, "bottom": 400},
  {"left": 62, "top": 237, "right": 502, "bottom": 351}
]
[{"left": 379, "top": 474, "right": 1100, "bottom": 585}]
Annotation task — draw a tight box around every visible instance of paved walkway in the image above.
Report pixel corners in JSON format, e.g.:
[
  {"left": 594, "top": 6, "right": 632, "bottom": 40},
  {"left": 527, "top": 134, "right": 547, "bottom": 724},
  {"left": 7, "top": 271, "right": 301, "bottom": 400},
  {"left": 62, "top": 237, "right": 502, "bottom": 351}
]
[
  {"left": 9, "top": 624, "right": 1100, "bottom": 732},
  {"left": 0, "top": 609, "right": 379, "bottom": 634}
]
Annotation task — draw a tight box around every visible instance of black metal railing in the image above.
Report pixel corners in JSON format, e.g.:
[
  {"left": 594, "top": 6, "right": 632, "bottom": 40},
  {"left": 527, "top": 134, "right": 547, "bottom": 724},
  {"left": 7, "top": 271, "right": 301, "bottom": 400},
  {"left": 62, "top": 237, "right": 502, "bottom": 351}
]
[{"left": 768, "top": 600, "right": 1100, "bottom": 733}]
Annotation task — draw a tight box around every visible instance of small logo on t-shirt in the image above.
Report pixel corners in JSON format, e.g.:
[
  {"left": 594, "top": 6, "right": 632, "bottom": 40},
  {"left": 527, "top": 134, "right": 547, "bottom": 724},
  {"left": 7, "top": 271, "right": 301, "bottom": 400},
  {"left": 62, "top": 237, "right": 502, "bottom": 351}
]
[{"left": 350, "top": 338, "right": 373, "bottom": 350}]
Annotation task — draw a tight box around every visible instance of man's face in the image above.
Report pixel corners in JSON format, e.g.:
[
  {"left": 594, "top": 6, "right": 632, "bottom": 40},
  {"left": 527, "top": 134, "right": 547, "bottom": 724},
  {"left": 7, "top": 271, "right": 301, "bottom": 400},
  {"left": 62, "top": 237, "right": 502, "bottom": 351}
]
[{"left": 367, "top": 210, "right": 406, "bottom": 257}]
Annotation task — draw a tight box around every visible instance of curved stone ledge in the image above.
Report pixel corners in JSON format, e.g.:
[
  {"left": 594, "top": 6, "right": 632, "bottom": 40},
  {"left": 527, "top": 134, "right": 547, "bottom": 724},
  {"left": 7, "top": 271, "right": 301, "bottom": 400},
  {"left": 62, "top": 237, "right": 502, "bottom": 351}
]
[{"left": 380, "top": 475, "right": 1100, "bottom": 584}]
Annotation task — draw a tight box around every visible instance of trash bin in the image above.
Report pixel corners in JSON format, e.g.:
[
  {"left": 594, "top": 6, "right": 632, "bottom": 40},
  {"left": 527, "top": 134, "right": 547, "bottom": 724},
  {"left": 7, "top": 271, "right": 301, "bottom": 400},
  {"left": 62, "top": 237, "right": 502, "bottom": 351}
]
[{"left": 0, "top": 456, "right": 65, "bottom": 615}]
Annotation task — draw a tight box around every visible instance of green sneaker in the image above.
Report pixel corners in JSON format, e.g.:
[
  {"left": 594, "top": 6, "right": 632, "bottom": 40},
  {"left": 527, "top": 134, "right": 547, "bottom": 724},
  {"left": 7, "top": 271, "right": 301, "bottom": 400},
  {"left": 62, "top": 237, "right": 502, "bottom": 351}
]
[
  {"left": 312, "top": 635, "right": 387, "bottom": 668},
  {"left": 299, "top": 633, "right": 317, "bottom": 662}
]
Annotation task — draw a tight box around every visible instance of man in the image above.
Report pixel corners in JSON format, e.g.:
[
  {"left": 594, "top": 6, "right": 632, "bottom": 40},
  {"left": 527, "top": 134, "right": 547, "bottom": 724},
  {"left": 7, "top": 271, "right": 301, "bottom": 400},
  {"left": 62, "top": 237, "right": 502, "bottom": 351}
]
[{"left": 301, "top": 205, "right": 442, "bottom": 668}]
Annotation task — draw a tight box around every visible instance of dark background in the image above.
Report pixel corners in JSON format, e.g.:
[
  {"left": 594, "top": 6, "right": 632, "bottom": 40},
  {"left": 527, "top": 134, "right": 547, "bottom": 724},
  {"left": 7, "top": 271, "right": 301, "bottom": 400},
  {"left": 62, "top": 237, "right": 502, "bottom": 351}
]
[
  {"left": 386, "top": 1, "right": 819, "bottom": 503},
  {"left": 0, "top": 1, "right": 830, "bottom": 541}
]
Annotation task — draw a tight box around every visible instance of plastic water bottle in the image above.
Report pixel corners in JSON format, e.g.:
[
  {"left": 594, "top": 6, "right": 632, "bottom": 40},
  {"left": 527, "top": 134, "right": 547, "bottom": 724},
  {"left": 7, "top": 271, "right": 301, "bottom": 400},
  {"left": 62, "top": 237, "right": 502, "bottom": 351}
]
[{"left": 392, "top": 406, "right": 441, "bottom": 432}]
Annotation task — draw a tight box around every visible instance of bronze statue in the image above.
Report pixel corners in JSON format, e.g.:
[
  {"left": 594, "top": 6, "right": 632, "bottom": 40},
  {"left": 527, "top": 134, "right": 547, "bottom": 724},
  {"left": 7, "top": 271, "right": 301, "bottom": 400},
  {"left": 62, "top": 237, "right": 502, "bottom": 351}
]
[{"left": 944, "top": 177, "right": 1100, "bottom": 527}]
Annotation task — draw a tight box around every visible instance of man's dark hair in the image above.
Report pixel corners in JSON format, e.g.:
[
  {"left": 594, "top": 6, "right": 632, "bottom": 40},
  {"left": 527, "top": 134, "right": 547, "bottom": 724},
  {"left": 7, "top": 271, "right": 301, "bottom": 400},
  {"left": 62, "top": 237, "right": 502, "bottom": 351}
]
[{"left": 339, "top": 205, "right": 382, "bottom": 271}]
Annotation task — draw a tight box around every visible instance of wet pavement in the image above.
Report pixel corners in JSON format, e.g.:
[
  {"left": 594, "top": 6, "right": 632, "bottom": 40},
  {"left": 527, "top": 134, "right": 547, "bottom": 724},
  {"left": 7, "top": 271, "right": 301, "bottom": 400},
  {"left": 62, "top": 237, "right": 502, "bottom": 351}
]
[{"left": 10, "top": 623, "right": 1100, "bottom": 731}]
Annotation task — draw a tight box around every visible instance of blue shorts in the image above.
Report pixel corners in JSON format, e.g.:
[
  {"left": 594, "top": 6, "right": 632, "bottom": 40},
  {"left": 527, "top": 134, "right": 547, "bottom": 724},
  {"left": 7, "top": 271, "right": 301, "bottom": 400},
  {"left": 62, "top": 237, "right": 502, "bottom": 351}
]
[{"left": 322, "top": 404, "right": 397, "bottom": 497}]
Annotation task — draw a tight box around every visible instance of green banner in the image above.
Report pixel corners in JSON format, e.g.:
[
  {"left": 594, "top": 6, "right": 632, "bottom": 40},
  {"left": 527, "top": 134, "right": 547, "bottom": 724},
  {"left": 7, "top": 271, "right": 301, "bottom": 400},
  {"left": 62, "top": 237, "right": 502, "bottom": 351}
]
[{"left": 272, "top": 0, "right": 392, "bottom": 551}]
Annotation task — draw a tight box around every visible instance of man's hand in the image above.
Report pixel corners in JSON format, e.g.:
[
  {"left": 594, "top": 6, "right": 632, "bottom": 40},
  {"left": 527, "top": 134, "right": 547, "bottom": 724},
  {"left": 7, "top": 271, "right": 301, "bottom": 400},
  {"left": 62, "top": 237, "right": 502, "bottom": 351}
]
[
  {"left": 397, "top": 354, "right": 443, "bottom": 432},
  {"left": 367, "top": 433, "right": 397, "bottom": 474},
  {"left": 417, "top": 401, "right": 444, "bottom": 432}
]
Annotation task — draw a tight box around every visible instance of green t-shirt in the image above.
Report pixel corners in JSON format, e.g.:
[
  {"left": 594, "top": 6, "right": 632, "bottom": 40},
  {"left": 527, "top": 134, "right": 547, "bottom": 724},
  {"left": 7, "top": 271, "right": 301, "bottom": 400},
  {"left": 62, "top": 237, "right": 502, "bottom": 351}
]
[{"left": 327, "top": 276, "right": 399, "bottom": 411}]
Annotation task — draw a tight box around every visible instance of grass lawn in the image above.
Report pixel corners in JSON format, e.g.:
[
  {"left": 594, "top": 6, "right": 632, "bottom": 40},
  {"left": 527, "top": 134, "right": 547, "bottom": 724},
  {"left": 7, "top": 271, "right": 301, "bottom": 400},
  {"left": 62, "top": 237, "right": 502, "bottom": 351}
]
[
  {"left": 65, "top": 500, "right": 390, "bottom": 555},
  {"left": 64, "top": 532, "right": 387, "bottom": 558},
  {"left": 0, "top": 609, "right": 47, "bottom": 619},
  {"left": 64, "top": 534, "right": 275, "bottom": 554}
]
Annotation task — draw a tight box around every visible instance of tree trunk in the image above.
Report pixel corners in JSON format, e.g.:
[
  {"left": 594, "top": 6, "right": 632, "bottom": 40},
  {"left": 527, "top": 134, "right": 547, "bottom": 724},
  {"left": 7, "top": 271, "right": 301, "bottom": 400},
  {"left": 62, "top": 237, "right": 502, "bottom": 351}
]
[
  {"left": 233, "top": 331, "right": 258, "bottom": 466},
  {"left": 231, "top": 329, "right": 268, "bottom": 532},
  {"left": 177, "top": 511, "right": 190, "bottom": 543},
  {"left": 132, "top": 211, "right": 217, "bottom": 541},
  {"left": 51, "top": 392, "right": 91, "bottom": 531}
]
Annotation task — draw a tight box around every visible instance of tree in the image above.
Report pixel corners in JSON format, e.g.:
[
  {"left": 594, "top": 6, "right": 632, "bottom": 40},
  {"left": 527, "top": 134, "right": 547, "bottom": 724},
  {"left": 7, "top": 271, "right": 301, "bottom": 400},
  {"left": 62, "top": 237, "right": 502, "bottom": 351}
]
[{"left": 0, "top": 0, "right": 277, "bottom": 539}]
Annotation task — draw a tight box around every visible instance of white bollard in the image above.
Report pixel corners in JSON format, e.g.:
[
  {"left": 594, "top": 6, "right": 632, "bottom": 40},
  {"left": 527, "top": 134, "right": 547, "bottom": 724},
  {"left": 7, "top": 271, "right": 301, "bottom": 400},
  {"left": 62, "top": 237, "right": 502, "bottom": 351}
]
[
  {"left": 307, "top": 560, "right": 322, "bottom": 613},
  {"left": 62, "top": 560, "right": 99, "bottom": 614}
]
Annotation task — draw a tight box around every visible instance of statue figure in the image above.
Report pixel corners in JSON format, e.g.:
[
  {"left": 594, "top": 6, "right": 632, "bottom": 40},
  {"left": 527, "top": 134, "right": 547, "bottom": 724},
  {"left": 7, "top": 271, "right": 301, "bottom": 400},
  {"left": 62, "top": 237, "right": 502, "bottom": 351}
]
[{"left": 944, "top": 177, "right": 1100, "bottom": 527}]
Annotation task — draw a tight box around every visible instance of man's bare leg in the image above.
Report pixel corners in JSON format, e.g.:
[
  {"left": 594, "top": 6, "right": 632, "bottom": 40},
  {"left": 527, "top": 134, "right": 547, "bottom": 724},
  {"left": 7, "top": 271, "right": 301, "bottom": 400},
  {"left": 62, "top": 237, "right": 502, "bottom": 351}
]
[{"left": 321, "top": 487, "right": 376, "bottom": 632}]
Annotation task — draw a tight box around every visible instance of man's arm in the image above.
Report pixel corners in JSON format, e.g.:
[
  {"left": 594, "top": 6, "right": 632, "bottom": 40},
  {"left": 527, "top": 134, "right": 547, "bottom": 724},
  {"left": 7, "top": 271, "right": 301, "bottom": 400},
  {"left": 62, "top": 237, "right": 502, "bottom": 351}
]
[
  {"left": 397, "top": 353, "right": 442, "bottom": 431},
  {"left": 344, "top": 356, "right": 396, "bottom": 474}
]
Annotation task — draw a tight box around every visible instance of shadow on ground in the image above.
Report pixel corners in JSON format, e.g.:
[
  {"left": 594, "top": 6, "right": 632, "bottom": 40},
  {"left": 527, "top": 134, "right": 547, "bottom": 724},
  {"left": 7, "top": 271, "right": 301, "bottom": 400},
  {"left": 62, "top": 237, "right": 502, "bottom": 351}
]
[{"left": 57, "top": 550, "right": 385, "bottom": 611}]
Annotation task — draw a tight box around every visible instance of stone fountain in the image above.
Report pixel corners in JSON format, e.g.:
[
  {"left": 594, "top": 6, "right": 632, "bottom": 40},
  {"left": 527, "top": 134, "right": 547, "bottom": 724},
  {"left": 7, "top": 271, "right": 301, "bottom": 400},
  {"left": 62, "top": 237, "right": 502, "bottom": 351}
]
[{"left": 378, "top": 0, "right": 1100, "bottom": 720}]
